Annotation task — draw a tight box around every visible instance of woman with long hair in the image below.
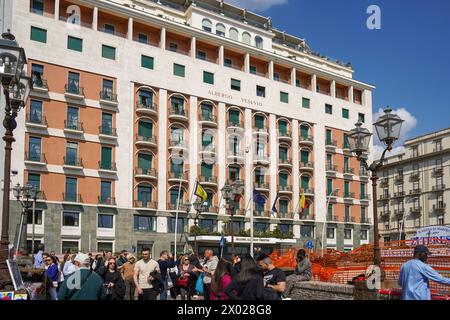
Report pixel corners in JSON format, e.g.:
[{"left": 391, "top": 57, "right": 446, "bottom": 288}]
[
  {"left": 210, "top": 259, "right": 233, "bottom": 300},
  {"left": 104, "top": 257, "right": 125, "bottom": 300},
  {"left": 94, "top": 255, "right": 106, "bottom": 278},
  {"left": 225, "top": 254, "right": 265, "bottom": 300},
  {"left": 44, "top": 254, "right": 60, "bottom": 300},
  {"left": 174, "top": 254, "right": 197, "bottom": 300}
]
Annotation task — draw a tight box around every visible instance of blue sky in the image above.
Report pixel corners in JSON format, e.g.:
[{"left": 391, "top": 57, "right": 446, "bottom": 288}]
[{"left": 230, "top": 0, "right": 450, "bottom": 154}]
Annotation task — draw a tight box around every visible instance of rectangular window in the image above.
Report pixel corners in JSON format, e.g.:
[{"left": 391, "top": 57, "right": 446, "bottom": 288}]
[
  {"left": 344, "top": 134, "right": 350, "bottom": 149},
  {"left": 141, "top": 55, "right": 154, "bottom": 69},
  {"left": 327, "top": 227, "right": 335, "bottom": 239},
  {"left": 97, "top": 242, "right": 113, "bottom": 252},
  {"left": 63, "top": 211, "right": 79, "bottom": 227},
  {"left": 300, "top": 225, "right": 314, "bottom": 238},
  {"left": 137, "top": 186, "right": 152, "bottom": 205},
  {"left": 173, "top": 64, "right": 185, "bottom": 77},
  {"left": 197, "top": 51, "right": 206, "bottom": 60},
  {"left": 102, "top": 45, "right": 116, "bottom": 60},
  {"left": 301, "top": 150, "right": 309, "bottom": 164},
  {"left": 101, "top": 147, "right": 112, "bottom": 170},
  {"left": 256, "top": 86, "right": 265, "bottom": 97},
  {"left": 273, "top": 73, "right": 280, "bottom": 82},
  {"left": 300, "top": 125, "right": 309, "bottom": 139},
  {"left": 302, "top": 97, "right": 310, "bottom": 109},
  {"left": 344, "top": 181, "right": 350, "bottom": 197},
  {"left": 254, "top": 222, "right": 268, "bottom": 232},
  {"left": 279, "top": 224, "right": 293, "bottom": 235},
  {"left": 203, "top": 71, "right": 214, "bottom": 85},
  {"left": 250, "top": 66, "right": 257, "bottom": 74},
  {"left": 224, "top": 58, "right": 233, "bottom": 68},
  {"left": 344, "top": 229, "right": 352, "bottom": 240},
  {"left": 134, "top": 215, "right": 155, "bottom": 232},
  {"left": 325, "top": 104, "right": 333, "bottom": 114},
  {"left": 31, "top": 64, "right": 44, "bottom": 86},
  {"left": 169, "top": 43, "right": 178, "bottom": 52},
  {"left": 27, "top": 209, "right": 43, "bottom": 225},
  {"left": 358, "top": 113, "right": 365, "bottom": 123},
  {"left": 301, "top": 176, "right": 310, "bottom": 190},
  {"left": 342, "top": 108, "right": 349, "bottom": 119},
  {"left": 280, "top": 92, "right": 289, "bottom": 103},
  {"left": 31, "top": 0, "right": 44, "bottom": 15},
  {"left": 28, "top": 136, "right": 42, "bottom": 161},
  {"left": 201, "top": 162, "right": 213, "bottom": 177},
  {"left": 231, "top": 79, "right": 240, "bottom": 91},
  {"left": 254, "top": 115, "right": 265, "bottom": 129},
  {"left": 62, "top": 241, "right": 79, "bottom": 253},
  {"left": 326, "top": 129, "right": 332, "bottom": 144},
  {"left": 345, "top": 205, "right": 350, "bottom": 222},
  {"left": 98, "top": 214, "right": 113, "bottom": 229},
  {"left": 104, "top": 24, "right": 115, "bottom": 34},
  {"left": 168, "top": 218, "right": 188, "bottom": 233},
  {"left": 67, "top": 72, "right": 80, "bottom": 94},
  {"left": 66, "top": 106, "right": 79, "bottom": 129},
  {"left": 138, "top": 33, "right": 148, "bottom": 44},
  {"left": 279, "top": 173, "right": 288, "bottom": 187},
  {"left": 30, "top": 26, "right": 47, "bottom": 43},
  {"left": 200, "top": 219, "right": 217, "bottom": 233},
  {"left": 138, "top": 153, "right": 152, "bottom": 171},
  {"left": 28, "top": 173, "right": 41, "bottom": 189},
  {"left": 65, "top": 177, "right": 77, "bottom": 201},
  {"left": 279, "top": 121, "right": 287, "bottom": 134},
  {"left": 361, "top": 230, "right": 368, "bottom": 240},
  {"left": 65, "top": 142, "right": 78, "bottom": 165},
  {"left": 100, "top": 181, "right": 112, "bottom": 203},
  {"left": 67, "top": 36, "right": 83, "bottom": 52},
  {"left": 29, "top": 101, "right": 43, "bottom": 124},
  {"left": 327, "top": 179, "right": 333, "bottom": 194},
  {"left": 101, "top": 113, "right": 113, "bottom": 135},
  {"left": 138, "top": 121, "right": 153, "bottom": 138}
]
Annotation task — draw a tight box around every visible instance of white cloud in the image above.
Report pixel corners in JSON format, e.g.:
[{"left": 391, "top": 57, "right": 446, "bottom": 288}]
[
  {"left": 226, "top": 0, "right": 288, "bottom": 11},
  {"left": 371, "top": 107, "right": 417, "bottom": 160}
]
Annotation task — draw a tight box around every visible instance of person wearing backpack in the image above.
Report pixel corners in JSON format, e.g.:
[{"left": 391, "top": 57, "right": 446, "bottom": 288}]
[{"left": 58, "top": 253, "right": 106, "bottom": 300}]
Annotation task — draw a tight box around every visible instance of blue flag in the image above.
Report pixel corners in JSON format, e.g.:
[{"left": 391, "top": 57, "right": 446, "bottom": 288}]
[
  {"left": 253, "top": 189, "right": 266, "bottom": 208},
  {"left": 271, "top": 192, "right": 280, "bottom": 214}
]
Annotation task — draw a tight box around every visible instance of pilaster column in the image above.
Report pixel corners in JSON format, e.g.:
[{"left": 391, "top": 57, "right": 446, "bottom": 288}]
[
  {"left": 127, "top": 17, "right": 133, "bottom": 40},
  {"left": 219, "top": 46, "right": 224, "bottom": 66},
  {"left": 160, "top": 27, "right": 166, "bottom": 50},
  {"left": 54, "top": 0, "right": 60, "bottom": 20},
  {"left": 349, "top": 86, "right": 354, "bottom": 104},
  {"left": 313, "top": 124, "right": 326, "bottom": 224},
  {"left": 269, "top": 61, "right": 274, "bottom": 80},
  {"left": 291, "top": 68, "right": 296, "bottom": 87},
  {"left": 292, "top": 119, "right": 300, "bottom": 219},
  {"left": 189, "top": 96, "right": 198, "bottom": 203},
  {"left": 92, "top": 7, "right": 98, "bottom": 31},
  {"left": 190, "top": 36, "right": 196, "bottom": 58},
  {"left": 312, "top": 74, "right": 317, "bottom": 93},
  {"left": 244, "top": 53, "right": 250, "bottom": 73},
  {"left": 331, "top": 80, "right": 336, "bottom": 98},
  {"left": 244, "top": 108, "right": 252, "bottom": 216},
  {"left": 218, "top": 103, "right": 226, "bottom": 215},
  {"left": 158, "top": 89, "right": 168, "bottom": 210},
  {"left": 269, "top": 114, "right": 277, "bottom": 207}
]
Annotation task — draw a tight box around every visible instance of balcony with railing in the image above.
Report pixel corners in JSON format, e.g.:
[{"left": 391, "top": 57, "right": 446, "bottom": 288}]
[
  {"left": 169, "top": 108, "right": 189, "bottom": 122},
  {"left": 134, "top": 200, "right": 158, "bottom": 210},
  {"left": 254, "top": 210, "right": 271, "bottom": 218},
  {"left": 344, "top": 216, "right": 356, "bottom": 223},
  {"left": 360, "top": 168, "right": 369, "bottom": 178},
  {"left": 31, "top": 77, "right": 48, "bottom": 92},
  {"left": 360, "top": 217, "right": 372, "bottom": 224},
  {"left": 227, "top": 119, "right": 244, "bottom": 130},
  {"left": 410, "top": 171, "right": 420, "bottom": 181},
  {"left": 343, "top": 167, "right": 355, "bottom": 176},
  {"left": 432, "top": 203, "right": 446, "bottom": 212},
  {"left": 98, "top": 196, "right": 117, "bottom": 207},
  {"left": 99, "top": 126, "right": 118, "bottom": 139},
  {"left": 254, "top": 153, "right": 270, "bottom": 165},
  {"left": 98, "top": 161, "right": 117, "bottom": 173},
  {"left": 136, "top": 134, "right": 157, "bottom": 148},
  {"left": 279, "top": 185, "right": 293, "bottom": 193},
  {"left": 198, "top": 114, "right": 218, "bottom": 126},
  {"left": 227, "top": 150, "right": 245, "bottom": 162},
  {"left": 299, "top": 135, "right": 314, "bottom": 145},
  {"left": 327, "top": 215, "right": 340, "bottom": 222},
  {"left": 300, "top": 213, "right": 315, "bottom": 221},
  {"left": 199, "top": 145, "right": 216, "bottom": 156},
  {"left": 302, "top": 188, "right": 315, "bottom": 196},
  {"left": 392, "top": 191, "right": 406, "bottom": 199},
  {"left": 136, "top": 100, "right": 158, "bottom": 116},
  {"left": 325, "top": 139, "right": 338, "bottom": 149},
  {"left": 135, "top": 167, "right": 157, "bottom": 180},
  {"left": 300, "top": 162, "right": 314, "bottom": 171},
  {"left": 278, "top": 212, "right": 294, "bottom": 220},
  {"left": 394, "top": 209, "right": 405, "bottom": 218},
  {"left": 380, "top": 177, "right": 389, "bottom": 187},
  {"left": 63, "top": 157, "right": 84, "bottom": 169},
  {"left": 410, "top": 207, "right": 422, "bottom": 215},
  {"left": 432, "top": 184, "right": 446, "bottom": 192},
  {"left": 255, "top": 182, "right": 270, "bottom": 192},
  {"left": 278, "top": 129, "right": 292, "bottom": 141},
  {"left": 409, "top": 188, "right": 422, "bottom": 196},
  {"left": 326, "top": 164, "right": 338, "bottom": 174},
  {"left": 168, "top": 171, "right": 189, "bottom": 183},
  {"left": 64, "top": 120, "right": 84, "bottom": 134},
  {"left": 62, "top": 193, "right": 83, "bottom": 204},
  {"left": 343, "top": 192, "right": 355, "bottom": 201},
  {"left": 99, "top": 90, "right": 118, "bottom": 107},
  {"left": 64, "top": 84, "right": 85, "bottom": 99},
  {"left": 199, "top": 175, "right": 218, "bottom": 186},
  {"left": 25, "top": 152, "right": 47, "bottom": 165},
  {"left": 394, "top": 174, "right": 404, "bottom": 184},
  {"left": 432, "top": 166, "right": 444, "bottom": 177},
  {"left": 379, "top": 193, "right": 390, "bottom": 200},
  {"left": 380, "top": 210, "right": 390, "bottom": 219},
  {"left": 278, "top": 157, "right": 292, "bottom": 167},
  {"left": 360, "top": 194, "right": 371, "bottom": 202},
  {"left": 253, "top": 127, "right": 269, "bottom": 137}
]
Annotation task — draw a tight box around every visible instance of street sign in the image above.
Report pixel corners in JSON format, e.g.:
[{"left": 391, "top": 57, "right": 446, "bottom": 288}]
[{"left": 306, "top": 240, "right": 313, "bottom": 249}]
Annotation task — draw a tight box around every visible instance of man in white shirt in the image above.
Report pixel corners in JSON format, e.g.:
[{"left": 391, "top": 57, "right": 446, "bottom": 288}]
[{"left": 63, "top": 254, "right": 77, "bottom": 276}]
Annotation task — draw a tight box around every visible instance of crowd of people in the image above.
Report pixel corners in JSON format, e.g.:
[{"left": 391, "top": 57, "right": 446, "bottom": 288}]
[{"left": 32, "top": 244, "right": 313, "bottom": 301}]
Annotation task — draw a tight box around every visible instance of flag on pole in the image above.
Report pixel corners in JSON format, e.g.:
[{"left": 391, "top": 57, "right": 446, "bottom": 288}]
[
  {"left": 253, "top": 189, "right": 266, "bottom": 208},
  {"left": 194, "top": 181, "right": 208, "bottom": 202},
  {"left": 300, "top": 192, "right": 306, "bottom": 212},
  {"left": 271, "top": 192, "right": 280, "bottom": 215}
]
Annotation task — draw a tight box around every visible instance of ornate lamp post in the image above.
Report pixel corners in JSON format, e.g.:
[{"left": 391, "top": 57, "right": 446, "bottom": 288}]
[
  {"left": 221, "top": 180, "right": 245, "bottom": 255},
  {"left": 348, "top": 108, "right": 404, "bottom": 266},
  {"left": 12, "top": 183, "right": 34, "bottom": 257},
  {"left": 0, "top": 30, "right": 30, "bottom": 274},
  {"left": 189, "top": 199, "right": 207, "bottom": 257}
]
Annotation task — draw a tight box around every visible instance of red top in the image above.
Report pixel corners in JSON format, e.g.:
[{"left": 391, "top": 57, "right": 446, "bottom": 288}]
[{"left": 210, "top": 274, "right": 232, "bottom": 300}]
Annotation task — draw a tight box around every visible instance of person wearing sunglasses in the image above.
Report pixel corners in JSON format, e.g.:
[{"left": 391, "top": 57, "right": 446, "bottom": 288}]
[
  {"left": 44, "top": 254, "right": 60, "bottom": 300},
  {"left": 120, "top": 254, "right": 137, "bottom": 300},
  {"left": 173, "top": 255, "right": 197, "bottom": 300},
  {"left": 103, "top": 257, "right": 125, "bottom": 300}
]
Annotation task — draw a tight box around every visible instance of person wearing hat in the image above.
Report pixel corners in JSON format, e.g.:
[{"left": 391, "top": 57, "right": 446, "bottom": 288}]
[
  {"left": 398, "top": 245, "right": 450, "bottom": 300},
  {"left": 57, "top": 253, "right": 106, "bottom": 300}
]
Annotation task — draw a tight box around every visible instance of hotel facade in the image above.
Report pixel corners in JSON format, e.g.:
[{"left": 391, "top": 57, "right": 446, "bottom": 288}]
[
  {"left": 5, "top": 0, "right": 374, "bottom": 256},
  {"left": 378, "top": 128, "right": 450, "bottom": 242}
]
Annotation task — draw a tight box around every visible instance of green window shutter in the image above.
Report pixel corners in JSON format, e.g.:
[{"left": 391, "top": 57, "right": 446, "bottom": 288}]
[
  {"left": 201, "top": 132, "right": 212, "bottom": 146},
  {"left": 229, "top": 110, "right": 239, "bottom": 124},
  {"left": 201, "top": 104, "right": 212, "bottom": 118},
  {"left": 279, "top": 121, "right": 287, "bottom": 134},
  {"left": 231, "top": 79, "right": 240, "bottom": 91},
  {"left": 327, "top": 179, "right": 333, "bottom": 194},
  {"left": 141, "top": 55, "right": 154, "bottom": 69},
  {"left": 301, "top": 125, "right": 308, "bottom": 139},
  {"left": 301, "top": 176, "right": 309, "bottom": 189},
  {"left": 138, "top": 121, "right": 153, "bottom": 138},
  {"left": 138, "top": 186, "right": 152, "bottom": 202},
  {"left": 203, "top": 71, "right": 214, "bottom": 84},
  {"left": 302, "top": 97, "right": 310, "bottom": 108},
  {"left": 138, "top": 153, "right": 152, "bottom": 170},
  {"left": 279, "top": 148, "right": 287, "bottom": 161},
  {"left": 342, "top": 108, "right": 349, "bottom": 119},
  {"left": 280, "top": 92, "right": 289, "bottom": 103},
  {"left": 67, "top": 36, "right": 82, "bottom": 52},
  {"left": 326, "top": 129, "right": 332, "bottom": 144},
  {"left": 360, "top": 183, "right": 365, "bottom": 196},
  {"left": 254, "top": 115, "right": 264, "bottom": 129},
  {"left": 201, "top": 163, "right": 213, "bottom": 177},
  {"left": 344, "top": 181, "right": 350, "bottom": 196},
  {"left": 301, "top": 150, "right": 309, "bottom": 164},
  {"left": 102, "top": 45, "right": 116, "bottom": 60},
  {"left": 101, "top": 147, "right": 112, "bottom": 169},
  {"left": 279, "top": 173, "right": 288, "bottom": 187},
  {"left": 30, "top": 26, "right": 47, "bottom": 43},
  {"left": 173, "top": 64, "right": 185, "bottom": 77},
  {"left": 280, "top": 200, "right": 288, "bottom": 214}
]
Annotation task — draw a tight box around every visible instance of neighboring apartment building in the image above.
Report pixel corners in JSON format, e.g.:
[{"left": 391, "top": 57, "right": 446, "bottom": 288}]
[
  {"left": 378, "top": 128, "right": 450, "bottom": 242},
  {"left": 7, "top": 0, "right": 374, "bottom": 256}
]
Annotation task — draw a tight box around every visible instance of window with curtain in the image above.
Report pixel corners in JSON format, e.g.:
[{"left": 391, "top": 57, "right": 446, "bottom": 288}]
[
  {"left": 67, "top": 72, "right": 80, "bottom": 93},
  {"left": 29, "top": 136, "right": 41, "bottom": 161},
  {"left": 139, "top": 90, "right": 153, "bottom": 107},
  {"left": 100, "top": 181, "right": 112, "bottom": 202},
  {"left": 65, "top": 142, "right": 78, "bottom": 165},
  {"left": 101, "top": 113, "right": 113, "bottom": 135},
  {"left": 30, "top": 100, "right": 43, "bottom": 123},
  {"left": 171, "top": 97, "right": 185, "bottom": 114},
  {"left": 31, "top": 64, "right": 44, "bottom": 87},
  {"left": 202, "top": 19, "right": 212, "bottom": 32},
  {"left": 67, "top": 107, "right": 79, "bottom": 129},
  {"left": 137, "top": 185, "right": 152, "bottom": 205},
  {"left": 102, "top": 79, "right": 114, "bottom": 99},
  {"left": 171, "top": 127, "right": 184, "bottom": 144}
]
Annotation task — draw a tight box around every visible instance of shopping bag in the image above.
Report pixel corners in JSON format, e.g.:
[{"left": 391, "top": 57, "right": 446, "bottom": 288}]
[{"left": 195, "top": 273, "right": 204, "bottom": 294}]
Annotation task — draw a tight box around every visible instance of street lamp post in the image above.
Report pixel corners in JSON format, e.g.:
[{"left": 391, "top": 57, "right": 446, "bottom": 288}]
[
  {"left": 12, "top": 183, "right": 37, "bottom": 257},
  {"left": 190, "top": 200, "right": 207, "bottom": 257},
  {"left": 348, "top": 108, "right": 404, "bottom": 266},
  {"left": 221, "top": 180, "right": 245, "bottom": 255},
  {"left": 0, "top": 30, "right": 31, "bottom": 274}
]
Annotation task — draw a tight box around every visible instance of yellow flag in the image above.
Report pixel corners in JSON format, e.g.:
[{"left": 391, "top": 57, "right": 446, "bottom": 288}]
[
  {"left": 300, "top": 192, "right": 306, "bottom": 212},
  {"left": 195, "top": 181, "right": 208, "bottom": 202}
]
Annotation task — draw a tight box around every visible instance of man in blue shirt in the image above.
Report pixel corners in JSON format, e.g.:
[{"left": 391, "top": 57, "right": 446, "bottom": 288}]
[
  {"left": 33, "top": 243, "right": 45, "bottom": 269},
  {"left": 398, "top": 245, "right": 450, "bottom": 300}
]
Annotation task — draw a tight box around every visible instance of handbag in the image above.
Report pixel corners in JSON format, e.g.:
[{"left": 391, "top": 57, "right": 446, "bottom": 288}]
[
  {"left": 195, "top": 273, "right": 204, "bottom": 294},
  {"left": 177, "top": 276, "right": 189, "bottom": 287}
]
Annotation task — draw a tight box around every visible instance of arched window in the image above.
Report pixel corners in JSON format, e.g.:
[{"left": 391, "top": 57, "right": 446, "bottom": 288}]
[
  {"left": 255, "top": 36, "right": 263, "bottom": 48},
  {"left": 202, "top": 19, "right": 212, "bottom": 32},
  {"left": 242, "top": 32, "right": 251, "bottom": 45},
  {"left": 216, "top": 23, "right": 225, "bottom": 37},
  {"left": 229, "top": 28, "right": 239, "bottom": 41}
]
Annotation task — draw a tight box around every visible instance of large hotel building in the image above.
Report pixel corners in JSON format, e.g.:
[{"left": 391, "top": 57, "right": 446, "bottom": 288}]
[{"left": 5, "top": 0, "right": 375, "bottom": 256}]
